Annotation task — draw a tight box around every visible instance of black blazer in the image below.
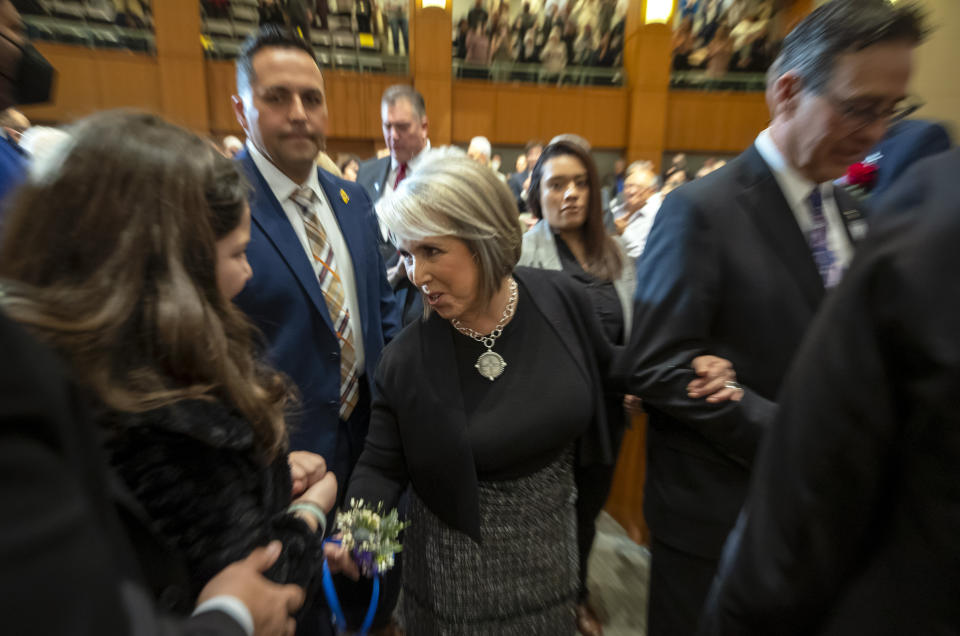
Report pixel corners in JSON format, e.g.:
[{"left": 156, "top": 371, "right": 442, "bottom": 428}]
[
  {"left": 345, "top": 267, "right": 619, "bottom": 541},
  {"left": 622, "top": 144, "right": 866, "bottom": 559},
  {"left": 355, "top": 155, "right": 391, "bottom": 206},
  {"left": 700, "top": 148, "right": 960, "bottom": 636},
  {"left": 0, "top": 311, "right": 244, "bottom": 636}
]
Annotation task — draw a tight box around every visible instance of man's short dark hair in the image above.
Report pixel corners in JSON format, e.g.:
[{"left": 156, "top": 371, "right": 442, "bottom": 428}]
[
  {"left": 769, "top": 0, "right": 928, "bottom": 95},
  {"left": 381, "top": 84, "right": 426, "bottom": 120},
  {"left": 524, "top": 140, "right": 544, "bottom": 154},
  {"left": 236, "top": 24, "right": 318, "bottom": 96}
]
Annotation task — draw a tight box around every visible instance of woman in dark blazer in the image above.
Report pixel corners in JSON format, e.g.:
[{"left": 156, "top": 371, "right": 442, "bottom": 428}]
[{"left": 327, "top": 148, "right": 736, "bottom": 635}]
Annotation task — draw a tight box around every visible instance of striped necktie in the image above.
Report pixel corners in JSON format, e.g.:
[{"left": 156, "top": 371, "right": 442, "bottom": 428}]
[
  {"left": 290, "top": 186, "right": 359, "bottom": 421},
  {"left": 807, "top": 187, "right": 842, "bottom": 288}
]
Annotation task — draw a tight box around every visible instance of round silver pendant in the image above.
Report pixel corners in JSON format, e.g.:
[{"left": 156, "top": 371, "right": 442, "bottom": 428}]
[{"left": 475, "top": 350, "right": 507, "bottom": 381}]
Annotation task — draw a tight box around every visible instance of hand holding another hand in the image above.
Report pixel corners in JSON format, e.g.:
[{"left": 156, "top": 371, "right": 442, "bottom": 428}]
[
  {"left": 688, "top": 355, "right": 744, "bottom": 403},
  {"left": 323, "top": 538, "right": 361, "bottom": 582},
  {"left": 289, "top": 451, "right": 327, "bottom": 498}
]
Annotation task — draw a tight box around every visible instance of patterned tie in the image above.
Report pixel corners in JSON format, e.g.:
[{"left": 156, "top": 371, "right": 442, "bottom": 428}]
[
  {"left": 394, "top": 162, "right": 407, "bottom": 189},
  {"left": 806, "top": 187, "right": 842, "bottom": 289},
  {"left": 290, "top": 187, "right": 359, "bottom": 420}
]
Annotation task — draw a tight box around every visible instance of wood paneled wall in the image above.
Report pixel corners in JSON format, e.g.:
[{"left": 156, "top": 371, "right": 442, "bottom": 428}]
[
  {"left": 21, "top": 43, "right": 161, "bottom": 123},
  {"left": 451, "top": 81, "right": 629, "bottom": 148},
  {"left": 665, "top": 91, "right": 769, "bottom": 152}
]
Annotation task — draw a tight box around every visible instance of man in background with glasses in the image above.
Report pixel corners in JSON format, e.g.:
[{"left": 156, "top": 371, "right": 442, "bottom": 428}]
[{"left": 624, "top": 2, "right": 927, "bottom": 635}]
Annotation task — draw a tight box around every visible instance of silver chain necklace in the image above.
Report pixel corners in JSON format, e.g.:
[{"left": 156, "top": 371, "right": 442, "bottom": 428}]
[{"left": 451, "top": 278, "right": 518, "bottom": 381}]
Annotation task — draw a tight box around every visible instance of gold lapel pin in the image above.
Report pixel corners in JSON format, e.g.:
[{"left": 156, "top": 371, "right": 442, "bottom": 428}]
[{"left": 340, "top": 189, "right": 349, "bottom": 204}]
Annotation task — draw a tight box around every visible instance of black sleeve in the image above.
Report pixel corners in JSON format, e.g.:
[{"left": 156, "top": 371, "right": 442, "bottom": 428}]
[
  {"left": 343, "top": 357, "right": 409, "bottom": 512},
  {"left": 621, "top": 189, "right": 777, "bottom": 465},
  {"left": 109, "top": 427, "right": 325, "bottom": 596}
]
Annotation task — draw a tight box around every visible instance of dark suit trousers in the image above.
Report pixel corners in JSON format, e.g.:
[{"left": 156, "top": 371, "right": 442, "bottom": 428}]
[{"left": 648, "top": 538, "right": 719, "bottom": 636}]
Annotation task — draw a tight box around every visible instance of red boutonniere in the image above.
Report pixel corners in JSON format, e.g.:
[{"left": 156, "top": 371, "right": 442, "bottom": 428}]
[{"left": 845, "top": 162, "right": 878, "bottom": 189}]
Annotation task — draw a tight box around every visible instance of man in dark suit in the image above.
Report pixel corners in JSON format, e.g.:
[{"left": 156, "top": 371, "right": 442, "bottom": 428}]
[
  {"left": 700, "top": 148, "right": 960, "bottom": 636},
  {"left": 230, "top": 26, "right": 400, "bottom": 633},
  {"left": 625, "top": 2, "right": 926, "bottom": 634},
  {"left": 356, "top": 84, "right": 431, "bottom": 325},
  {"left": 231, "top": 26, "right": 399, "bottom": 487},
  {"left": 356, "top": 84, "right": 430, "bottom": 258}
]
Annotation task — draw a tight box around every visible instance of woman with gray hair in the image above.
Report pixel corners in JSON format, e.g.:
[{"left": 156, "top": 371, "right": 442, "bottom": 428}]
[{"left": 331, "top": 148, "right": 734, "bottom": 634}]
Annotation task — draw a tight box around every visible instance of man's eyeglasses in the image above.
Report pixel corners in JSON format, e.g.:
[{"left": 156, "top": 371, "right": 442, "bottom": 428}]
[{"left": 826, "top": 94, "right": 924, "bottom": 129}]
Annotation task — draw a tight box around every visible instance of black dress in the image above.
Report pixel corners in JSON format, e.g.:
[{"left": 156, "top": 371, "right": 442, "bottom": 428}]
[{"left": 401, "top": 281, "right": 589, "bottom": 635}]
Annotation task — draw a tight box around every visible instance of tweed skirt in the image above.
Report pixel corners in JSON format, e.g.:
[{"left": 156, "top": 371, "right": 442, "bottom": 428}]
[{"left": 401, "top": 450, "right": 579, "bottom": 635}]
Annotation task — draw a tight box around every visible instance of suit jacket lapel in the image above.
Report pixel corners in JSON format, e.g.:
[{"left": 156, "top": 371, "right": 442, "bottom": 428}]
[
  {"left": 736, "top": 146, "right": 825, "bottom": 310},
  {"left": 514, "top": 268, "right": 592, "bottom": 388},
  {"left": 417, "top": 313, "right": 481, "bottom": 540},
  {"left": 240, "top": 152, "right": 334, "bottom": 331},
  {"left": 378, "top": 157, "right": 391, "bottom": 194}
]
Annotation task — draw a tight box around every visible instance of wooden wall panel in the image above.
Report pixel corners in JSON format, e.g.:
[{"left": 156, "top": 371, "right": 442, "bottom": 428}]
[
  {"left": 325, "top": 72, "right": 400, "bottom": 139},
  {"left": 206, "top": 60, "right": 239, "bottom": 133},
  {"left": 581, "top": 89, "right": 630, "bottom": 148},
  {"left": 605, "top": 413, "right": 650, "bottom": 546},
  {"left": 412, "top": 6, "right": 452, "bottom": 77},
  {"left": 96, "top": 56, "right": 162, "bottom": 112},
  {"left": 159, "top": 58, "right": 209, "bottom": 130},
  {"left": 665, "top": 91, "right": 769, "bottom": 153},
  {"left": 450, "top": 82, "right": 497, "bottom": 141},
  {"left": 415, "top": 76, "right": 453, "bottom": 145},
  {"left": 494, "top": 87, "right": 544, "bottom": 144},
  {"left": 153, "top": 0, "right": 203, "bottom": 58},
  {"left": 22, "top": 44, "right": 160, "bottom": 123},
  {"left": 451, "top": 82, "right": 629, "bottom": 148}
]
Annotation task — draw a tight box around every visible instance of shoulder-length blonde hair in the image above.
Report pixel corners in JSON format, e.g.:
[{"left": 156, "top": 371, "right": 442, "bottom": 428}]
[
  {"left": 0, "top": 111, "right": 291, "bottom": 460},
  {"left": 526, "top": 138, "right": 623, "bottom": 282},
  {"left": 378, "top": 147, "right": 524, "bottom": 311}
]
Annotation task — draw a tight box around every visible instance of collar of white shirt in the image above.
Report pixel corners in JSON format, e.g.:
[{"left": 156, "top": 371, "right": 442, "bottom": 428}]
[
  {"left": 389, "top": 138, "right": 432, "bottom": 176},
  {"left": 246, "top": 140, "right": 324, "bottom": 206},
  {"left": 754, "top": 128, "right": 828, "bottom": 218},
  {"left": 754, "top": 128, "right": 854, "bottom": 270},
  {"left": 756, "top": 128, "right": 820, "bottom": 209}
]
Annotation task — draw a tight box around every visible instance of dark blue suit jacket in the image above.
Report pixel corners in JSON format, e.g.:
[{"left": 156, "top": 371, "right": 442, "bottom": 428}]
[
  {"left": 870, "top": 119, "right": 952, "bottom": 200},
  {"left": 623, "top": 144, "right": 866, "bottom": 560},
  {"left": 234, "top": 151, "right": 400, "bottom": 479}
]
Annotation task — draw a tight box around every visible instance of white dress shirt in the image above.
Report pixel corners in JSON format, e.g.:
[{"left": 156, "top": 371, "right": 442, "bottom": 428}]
[
  {"left": 620, "top": 192, "right": 664, "bottom": 259},
  {"left": 754, "top": 129, "right": 853, "bottom": 273},
  {"left": 246, "top": 141, "right": 366, "bottom": 370},
  {"left": 381, "top": 139, "right": 431, "bottom": 201},
  {"left": 193, "top": 596, "right": 254, "bottom": 636}
]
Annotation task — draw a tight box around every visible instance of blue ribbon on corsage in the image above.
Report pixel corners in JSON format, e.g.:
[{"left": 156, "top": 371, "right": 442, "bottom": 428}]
[{"left": 321, "top": 499, "right": 407, "bottom": 636}]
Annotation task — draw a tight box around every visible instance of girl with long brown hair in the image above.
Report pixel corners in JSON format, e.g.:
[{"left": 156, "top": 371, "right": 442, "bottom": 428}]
[{"left": 0, "top": 110, "right": 337, "bottom": 634}]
